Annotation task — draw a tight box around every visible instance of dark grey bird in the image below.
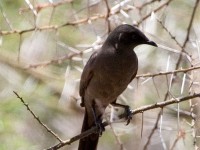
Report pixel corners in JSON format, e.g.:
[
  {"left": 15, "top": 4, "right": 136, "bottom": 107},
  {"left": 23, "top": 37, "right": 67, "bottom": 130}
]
[{"left": 78, "top": 24, "right": 157, "bottom": 150}]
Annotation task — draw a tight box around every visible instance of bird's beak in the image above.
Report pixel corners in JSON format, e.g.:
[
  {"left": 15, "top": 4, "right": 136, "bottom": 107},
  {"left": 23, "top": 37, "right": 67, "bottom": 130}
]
[{"left": 145, "top": 41, "right": 157, "bottom": 47}]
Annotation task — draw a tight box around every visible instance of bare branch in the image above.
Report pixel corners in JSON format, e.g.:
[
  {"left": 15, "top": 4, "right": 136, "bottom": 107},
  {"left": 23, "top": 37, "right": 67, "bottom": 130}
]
[
  {"left": 47, "top": 93, "right": 200, "bottom": 150},
  {"left": 104, "top": 0, "right": 111, "bottom": 33},
  {"left": 137, "top": 0, "right": 174, "bottom": 25},
  {"left": 136, "top": 65, "right": 200, "bottom": 78},
  {"left": 170, "top": 129, "right": 186, "bottom": 150},
  {"left": 138, "top": 0, "right": 160, "bottom": 9},
  {"left": 0, "top": 3, "right": 13, "bottom": 30},
  {"left": 175, "top": 0, "right": 200, "bottom": 69},
  {"left": 1, "top": 0, "right": 174, "bottom": 36},
  {"left": 13, "top": 91, "right": 62, "bottom": 142},
  {"left": 0, "top": 14, "right": 106, "bottom": 35},
  {"left": 19, "top": 0, "right": 73, "bottom": 13},
  {"left": 25, "top": 51, "right": 83, "bottom": 69}
]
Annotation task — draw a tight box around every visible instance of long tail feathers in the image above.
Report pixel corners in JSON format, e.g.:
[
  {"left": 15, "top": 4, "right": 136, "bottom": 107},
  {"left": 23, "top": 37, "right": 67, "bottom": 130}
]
[{"left": 78, "top": 112, "right": 99, "bottom": 150}]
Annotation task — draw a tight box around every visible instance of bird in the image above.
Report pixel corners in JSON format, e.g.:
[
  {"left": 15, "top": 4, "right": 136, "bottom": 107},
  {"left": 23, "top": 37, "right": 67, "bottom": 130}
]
[{"left": 78, "top": 24, "right": 157, "bottom": 150}]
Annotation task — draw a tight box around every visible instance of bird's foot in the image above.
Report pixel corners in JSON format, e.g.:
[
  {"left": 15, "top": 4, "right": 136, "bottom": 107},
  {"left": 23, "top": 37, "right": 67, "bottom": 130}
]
[
  {"left": 124, "top": 105, "right": 132, "bottom": 125},
  {"left": 111, "top": 102, "right": 133, "bottom": 125},
  {"left": 95, "top": 120, "right": 105, "bottom": 136},
  {"left": 91, "top": 104, "right": 105, "bottom": 136}
]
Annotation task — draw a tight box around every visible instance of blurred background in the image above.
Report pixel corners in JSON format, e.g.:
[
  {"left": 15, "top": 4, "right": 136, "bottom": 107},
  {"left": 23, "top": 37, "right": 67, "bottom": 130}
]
[{"left": 0, "top": 0, "right": 200, "bottom": 149}]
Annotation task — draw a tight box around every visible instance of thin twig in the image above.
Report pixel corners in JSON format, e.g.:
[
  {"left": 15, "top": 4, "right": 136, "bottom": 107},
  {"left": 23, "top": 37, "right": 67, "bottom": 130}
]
[
  {"left": 19, "top": 0, "right": 72, "bottom": 13},
  {"left": 25, "top": 51, "right": 83, "bottom": 69},
  {"left": 143, "top": 90, "right": 169, "bottom": 149},
  {"left": 0, "top": 3, "right": 13, "bottom": 30},
  {"left": 156, "top": 19, "right": 182, "bottom": 49},
  {"left": 143, "top": 111, "right": 162, "bottom": 150},
  {"left": 0, "top": 14, "right": 106, "bottom": 35},
  {"left": 175, "top": 0, "right": 200, "bottom": 69},
  {"left": 136, "top": 65, "right": 200, "bottom": 79},
  {"left": 137, "top": 0, "right": 174, "bottom": 25},
  {"left": 137, "top": 0, "right": 160, "bottom": 9},
  {"left": 13, "top": 91, "right": 63, "bottom": 142},
  {"left": 110, "top": 123, "right": 125, "bottom": 150},
  {"left": 170, "top": 129, "right": 186, "bottom": 150},
  {"left": 24, "top": 0, "right": 37, "bottom": 16},
  {"left": 104, "top": 0, "right": 111, "bottom": 33}
]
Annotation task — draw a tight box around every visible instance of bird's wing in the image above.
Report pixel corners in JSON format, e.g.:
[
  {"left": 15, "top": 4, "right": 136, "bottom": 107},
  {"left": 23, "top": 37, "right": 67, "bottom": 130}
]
[
  {"left": 79, "top": 51, "right": 98, "bottom": 107},
  {"left": 129, "top": 68, "right": 138, "bottom": 83}
]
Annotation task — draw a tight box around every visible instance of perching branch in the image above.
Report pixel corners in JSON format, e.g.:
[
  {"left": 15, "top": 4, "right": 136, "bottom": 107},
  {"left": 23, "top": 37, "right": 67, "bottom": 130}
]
[
  {"left": 47, "top": 93, "right": 200, "bottom": 150},
  {"left": 13, "top": 90, "right": 200, "bottom": 149}
]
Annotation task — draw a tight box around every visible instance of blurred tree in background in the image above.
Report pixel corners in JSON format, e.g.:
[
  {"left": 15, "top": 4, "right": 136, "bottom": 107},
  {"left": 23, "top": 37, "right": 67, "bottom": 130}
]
[{"left": 0, "top": 0, "right": 200, "bottom": 150}]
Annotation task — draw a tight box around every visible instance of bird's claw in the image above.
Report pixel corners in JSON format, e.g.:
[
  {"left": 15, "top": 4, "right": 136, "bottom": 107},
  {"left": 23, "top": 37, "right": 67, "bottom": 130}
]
[
  {"left": 124, "top": 106, "right": 132, "bottom": 125},
  {"left": 95, "top": 120, "right": 105, "bottom": 136}
]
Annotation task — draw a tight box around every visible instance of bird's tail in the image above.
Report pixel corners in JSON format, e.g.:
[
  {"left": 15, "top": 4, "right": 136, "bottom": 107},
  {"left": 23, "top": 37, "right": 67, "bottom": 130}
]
[{"left": 78, "top": 111, "right": 99, "bottom": 150}]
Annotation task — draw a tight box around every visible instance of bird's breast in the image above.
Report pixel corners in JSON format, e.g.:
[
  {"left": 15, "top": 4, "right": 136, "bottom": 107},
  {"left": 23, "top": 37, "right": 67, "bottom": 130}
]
[
  {"left": 87, "top": 51, "right": 138, "bottom": 101},
  {"left": 99, "top": 51, "right": 138, "bottom": 79}
]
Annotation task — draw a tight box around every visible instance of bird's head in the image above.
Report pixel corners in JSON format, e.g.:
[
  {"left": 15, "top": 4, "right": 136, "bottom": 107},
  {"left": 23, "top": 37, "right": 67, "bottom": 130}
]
[{"left": 105, "top": 24, "right": 157, "bottom": 50}]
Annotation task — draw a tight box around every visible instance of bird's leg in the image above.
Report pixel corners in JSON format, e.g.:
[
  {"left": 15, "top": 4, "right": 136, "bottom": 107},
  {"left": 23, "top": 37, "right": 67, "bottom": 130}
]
[
  {"left": 91, "top": 102, "right": 105, "bottom": 136},
  {"left": 111, "top": 102, "right": 132, "bottom": 125}
]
